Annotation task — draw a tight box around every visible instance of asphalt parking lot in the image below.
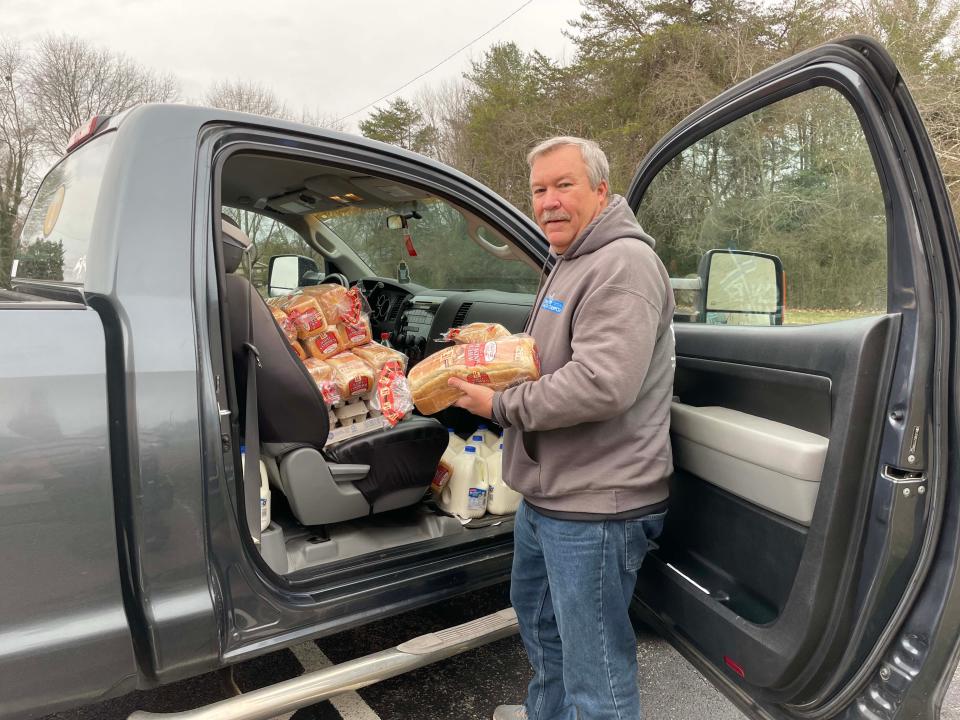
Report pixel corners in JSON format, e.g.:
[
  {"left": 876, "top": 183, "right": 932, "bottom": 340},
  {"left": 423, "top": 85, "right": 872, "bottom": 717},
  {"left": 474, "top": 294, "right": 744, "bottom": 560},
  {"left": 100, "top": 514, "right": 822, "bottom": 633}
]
[{"left": 41, "top": 582, "right": 960, "bottom": 720}]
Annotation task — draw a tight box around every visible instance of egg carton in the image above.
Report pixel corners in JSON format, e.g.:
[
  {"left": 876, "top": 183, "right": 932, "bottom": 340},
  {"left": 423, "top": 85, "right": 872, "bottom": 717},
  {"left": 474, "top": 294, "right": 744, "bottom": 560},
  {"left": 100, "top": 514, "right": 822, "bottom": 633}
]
[
  {"left": 333, "top": 398, "right": 369, "bottom": 426},
  {"left": 326, "top": 415, "right": 390, "bottom": 447}
]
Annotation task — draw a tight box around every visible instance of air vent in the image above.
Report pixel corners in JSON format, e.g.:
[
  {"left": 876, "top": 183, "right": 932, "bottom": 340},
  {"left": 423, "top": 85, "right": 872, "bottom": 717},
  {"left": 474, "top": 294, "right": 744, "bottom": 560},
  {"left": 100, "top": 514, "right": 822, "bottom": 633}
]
[
  {"left": 386, "top": 296, "right": 402, "bottom": 323},
  {"left": 452, "top": 302, "right": 473, "bottom": 327}
]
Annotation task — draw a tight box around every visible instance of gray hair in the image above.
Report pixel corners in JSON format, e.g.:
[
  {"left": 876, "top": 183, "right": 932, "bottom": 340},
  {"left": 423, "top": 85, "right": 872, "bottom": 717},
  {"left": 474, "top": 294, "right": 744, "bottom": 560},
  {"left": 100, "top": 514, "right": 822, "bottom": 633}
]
[{"left": 527, "top": 136, "right": 610, "bottom": 190}]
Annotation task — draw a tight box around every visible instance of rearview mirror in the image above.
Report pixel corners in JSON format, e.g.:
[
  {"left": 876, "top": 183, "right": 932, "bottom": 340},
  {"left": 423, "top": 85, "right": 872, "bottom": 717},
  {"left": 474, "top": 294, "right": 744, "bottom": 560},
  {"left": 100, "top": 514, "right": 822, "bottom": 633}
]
[
  {"left": 698, "top": 250, "right": 784, "bottom": 326},
  {"left": 267, "top": 255, "right": 321, "bottom": 297}
]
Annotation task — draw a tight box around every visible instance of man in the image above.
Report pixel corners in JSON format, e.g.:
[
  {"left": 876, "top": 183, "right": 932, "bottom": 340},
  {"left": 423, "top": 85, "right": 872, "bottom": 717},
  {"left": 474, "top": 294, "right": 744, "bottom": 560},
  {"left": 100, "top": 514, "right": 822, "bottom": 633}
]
[{"left": 449, "top": 136, "right": 675, "bottom": 720}]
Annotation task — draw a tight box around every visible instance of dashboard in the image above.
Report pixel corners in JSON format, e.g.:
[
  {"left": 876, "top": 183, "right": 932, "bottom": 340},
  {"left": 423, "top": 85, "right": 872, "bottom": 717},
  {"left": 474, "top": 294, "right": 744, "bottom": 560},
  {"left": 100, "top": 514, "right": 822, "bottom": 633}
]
[{"left": 354, "top": 277, "right": 535, "bottom": 367}]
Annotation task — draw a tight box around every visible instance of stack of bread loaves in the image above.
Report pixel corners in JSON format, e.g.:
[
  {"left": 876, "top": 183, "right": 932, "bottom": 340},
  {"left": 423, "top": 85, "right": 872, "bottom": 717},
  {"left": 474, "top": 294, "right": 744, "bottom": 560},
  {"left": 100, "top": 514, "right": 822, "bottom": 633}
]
[{"left": 266, "top": 287, "right": 412, "bottom": 443}]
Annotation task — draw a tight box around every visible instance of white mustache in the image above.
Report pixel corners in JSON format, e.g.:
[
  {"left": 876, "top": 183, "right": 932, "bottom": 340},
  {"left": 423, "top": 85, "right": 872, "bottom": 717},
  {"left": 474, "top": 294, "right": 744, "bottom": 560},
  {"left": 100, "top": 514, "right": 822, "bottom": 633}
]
[{"left": 539, "top": 211, "right": 570, "bottom": 223}]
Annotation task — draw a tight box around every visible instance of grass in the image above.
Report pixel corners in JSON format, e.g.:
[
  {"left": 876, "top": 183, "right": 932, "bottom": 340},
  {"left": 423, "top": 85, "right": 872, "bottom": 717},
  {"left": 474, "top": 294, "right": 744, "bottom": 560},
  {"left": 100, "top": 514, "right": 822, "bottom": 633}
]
[{"left": 783, "top": 308, "right": 882, "bottom": 325}]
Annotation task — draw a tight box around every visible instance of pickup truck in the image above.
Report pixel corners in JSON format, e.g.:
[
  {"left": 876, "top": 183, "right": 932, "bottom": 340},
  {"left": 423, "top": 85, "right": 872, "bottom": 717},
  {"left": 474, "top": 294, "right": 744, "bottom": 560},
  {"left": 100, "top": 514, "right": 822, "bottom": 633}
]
[{"left": 3, "top": 36, "right": 960, "bottom": 720}]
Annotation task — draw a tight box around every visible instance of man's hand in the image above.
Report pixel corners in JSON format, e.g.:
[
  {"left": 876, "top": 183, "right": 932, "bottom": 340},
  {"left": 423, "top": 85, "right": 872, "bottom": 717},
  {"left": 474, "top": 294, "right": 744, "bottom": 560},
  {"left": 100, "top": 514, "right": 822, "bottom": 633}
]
[{"left": 448, "top": 377, "right": 494, "bottom": 419}]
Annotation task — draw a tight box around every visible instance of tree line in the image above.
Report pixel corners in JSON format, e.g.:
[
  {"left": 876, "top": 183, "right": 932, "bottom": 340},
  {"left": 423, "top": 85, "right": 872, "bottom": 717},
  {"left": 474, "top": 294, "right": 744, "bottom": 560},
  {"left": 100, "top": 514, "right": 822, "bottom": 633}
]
[{"left": 4, "top": 0, "right": 960, "bottom": 311}]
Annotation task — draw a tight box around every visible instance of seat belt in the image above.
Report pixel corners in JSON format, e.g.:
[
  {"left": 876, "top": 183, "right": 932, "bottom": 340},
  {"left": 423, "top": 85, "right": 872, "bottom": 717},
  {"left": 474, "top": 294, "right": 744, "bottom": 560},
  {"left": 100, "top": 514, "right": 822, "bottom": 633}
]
[{"left": 242, "top": 268, "right": 263, "bottom": 546}]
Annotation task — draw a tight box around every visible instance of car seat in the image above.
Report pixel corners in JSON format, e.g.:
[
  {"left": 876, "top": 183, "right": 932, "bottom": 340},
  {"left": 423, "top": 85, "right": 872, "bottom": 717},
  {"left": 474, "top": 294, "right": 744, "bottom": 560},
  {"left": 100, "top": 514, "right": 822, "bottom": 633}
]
[{"left": 221, "top": 217, "right": 447, "bottom": 526}]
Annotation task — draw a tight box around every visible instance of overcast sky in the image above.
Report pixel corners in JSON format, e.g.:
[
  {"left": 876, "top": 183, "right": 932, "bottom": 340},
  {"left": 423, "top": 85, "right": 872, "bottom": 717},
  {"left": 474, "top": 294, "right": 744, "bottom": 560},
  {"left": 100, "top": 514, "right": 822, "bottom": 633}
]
[{"left": 4, "top": 0, "right": 586, "bottom": 131}]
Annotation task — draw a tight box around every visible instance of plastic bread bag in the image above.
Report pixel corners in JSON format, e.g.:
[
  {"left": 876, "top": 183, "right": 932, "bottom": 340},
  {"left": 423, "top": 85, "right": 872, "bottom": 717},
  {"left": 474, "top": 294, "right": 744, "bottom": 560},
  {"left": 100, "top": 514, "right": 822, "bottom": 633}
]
[
  {"left": 290, "top": 340, "right": 307, "bottom": 361},
  {"left": 270, "top": 306, "right": 297, "bottom": 343},
  {"left": 303, "top": 325, "right": 348, "bottom": 360},
  {"left": 369, "top": 360, "right": 413, "bottom": 426},
  {"left": 408, "top": 334, "right": 541, "bottom": 415},
  {"left": 303, "top": 358, "right": 342, "bottom": 406},
  {"left": 441, "top": 322, "right": 512, "bottom": 345},
  {"left": 340, "top": 316, "right": 373, "bottom": 349},
  {"left": 326, "top": 350, "right": 376, "bottom": 399},
  {"left": 352, "top": 341, "right": 409, "bottom": 374},
  {"left": 301, "top": 284, "right": 369, "bottom": 325},
  {"left": 281, "top": 294, "right": 330, "bottom": 340}
]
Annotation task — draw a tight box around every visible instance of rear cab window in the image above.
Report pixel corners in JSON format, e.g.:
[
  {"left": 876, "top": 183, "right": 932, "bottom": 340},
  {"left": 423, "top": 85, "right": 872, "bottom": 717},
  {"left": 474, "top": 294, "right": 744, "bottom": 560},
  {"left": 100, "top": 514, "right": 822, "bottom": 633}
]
[{"left": 11, "top": 132, "right": 116, "bottom": 295}]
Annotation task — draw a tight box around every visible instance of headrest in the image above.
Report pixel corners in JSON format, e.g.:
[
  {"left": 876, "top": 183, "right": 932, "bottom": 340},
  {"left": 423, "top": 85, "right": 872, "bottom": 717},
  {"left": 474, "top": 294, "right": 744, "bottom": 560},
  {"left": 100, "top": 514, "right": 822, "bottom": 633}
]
[{"left": 221, "top": 216, "right": 252, "bottom": 274}]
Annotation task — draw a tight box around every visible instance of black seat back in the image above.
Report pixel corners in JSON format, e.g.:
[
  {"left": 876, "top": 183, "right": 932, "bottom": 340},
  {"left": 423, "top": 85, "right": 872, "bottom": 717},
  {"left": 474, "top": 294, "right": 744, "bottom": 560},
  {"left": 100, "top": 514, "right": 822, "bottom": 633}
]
[{"left": 222, "top": 224, "right": 329, "bottom": 449}]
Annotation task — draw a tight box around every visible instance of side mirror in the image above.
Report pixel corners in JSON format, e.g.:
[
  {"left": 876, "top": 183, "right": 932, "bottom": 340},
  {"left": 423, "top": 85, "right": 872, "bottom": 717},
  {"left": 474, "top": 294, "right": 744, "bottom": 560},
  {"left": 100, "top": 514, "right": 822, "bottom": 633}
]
[
  {"left": 267, "top": 255, "right": 321, "bottom": 297},
  {"left": 698, "top": 249, "right": 784, "bottom": 326}
]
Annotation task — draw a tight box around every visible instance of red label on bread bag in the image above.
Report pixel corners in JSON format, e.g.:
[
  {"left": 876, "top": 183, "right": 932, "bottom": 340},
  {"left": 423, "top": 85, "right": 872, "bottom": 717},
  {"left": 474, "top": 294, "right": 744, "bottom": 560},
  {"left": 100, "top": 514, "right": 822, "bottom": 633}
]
[
  {"left": 344, "top": 321, "right": 369, "bottom": 345},
  {"left": 431, "top": 461, "right": 452, "bottom": 494},
  {"left": 297, "top": 308, "right": 325, "bottom": 333},
  {"left": 316, "top": 332, "right": 339, "bottom": 353},
  {"left": 466, "top": 371, "right": 491, "bottom": 385},
  {"left": 348, "top": 376, "right": 370, "bottom": 396},
  {"left": 464, "top": 343, "right": 482, "bottom": 367},
  {"left": 342, "top": 287, "right": 364, "bottom": 324}
]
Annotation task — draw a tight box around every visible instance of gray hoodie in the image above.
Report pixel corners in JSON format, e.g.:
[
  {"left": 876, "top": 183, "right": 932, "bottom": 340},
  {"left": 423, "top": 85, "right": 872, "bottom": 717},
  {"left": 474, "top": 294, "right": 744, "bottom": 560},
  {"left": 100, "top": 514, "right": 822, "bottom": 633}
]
[{"left": 492, "top": 194, "right": 675, "bottom": 516}]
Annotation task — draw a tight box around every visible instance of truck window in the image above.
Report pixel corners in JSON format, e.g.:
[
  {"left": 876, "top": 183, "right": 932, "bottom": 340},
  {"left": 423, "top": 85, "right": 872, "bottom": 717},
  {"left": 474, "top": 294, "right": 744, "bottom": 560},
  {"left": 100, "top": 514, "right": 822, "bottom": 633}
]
[
  {"left": 223, "top": 208, "right": 324, "bottom": 296},
  {"left": 14, "top": 133, "right": 116, "bottom": 288}
]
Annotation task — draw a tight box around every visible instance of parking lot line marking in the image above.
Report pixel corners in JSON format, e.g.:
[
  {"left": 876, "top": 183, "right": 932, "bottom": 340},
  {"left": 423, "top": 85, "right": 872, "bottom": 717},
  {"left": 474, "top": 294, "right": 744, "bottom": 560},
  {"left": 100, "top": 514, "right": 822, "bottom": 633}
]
[{"left": 290, "top": 641, "right": 381, "bottom": 720}]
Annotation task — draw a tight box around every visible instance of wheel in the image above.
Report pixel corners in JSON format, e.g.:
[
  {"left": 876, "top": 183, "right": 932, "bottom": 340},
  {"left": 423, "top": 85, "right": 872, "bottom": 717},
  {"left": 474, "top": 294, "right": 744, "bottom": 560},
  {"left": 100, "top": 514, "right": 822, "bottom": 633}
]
[{"left": 320, "top": 272, "right": 350, "bottom": 287}]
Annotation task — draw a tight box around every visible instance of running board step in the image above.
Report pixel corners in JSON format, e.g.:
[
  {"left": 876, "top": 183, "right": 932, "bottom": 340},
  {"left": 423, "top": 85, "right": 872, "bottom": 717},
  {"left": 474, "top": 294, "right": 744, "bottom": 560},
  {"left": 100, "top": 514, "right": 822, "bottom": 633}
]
[{"left": 128, "top": 607, "right": 519, "bottom": 720}]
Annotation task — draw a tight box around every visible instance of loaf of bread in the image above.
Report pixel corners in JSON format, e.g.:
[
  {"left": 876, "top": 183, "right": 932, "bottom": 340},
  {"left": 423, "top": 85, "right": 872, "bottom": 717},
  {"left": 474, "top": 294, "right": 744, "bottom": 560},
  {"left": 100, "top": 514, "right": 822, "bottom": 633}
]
[
  {"left": 326, "top": 351, "right": 376, "bottom": 399},
  {"left": 341, "top": 317, "right": 372, "bottom": 348},
  {"left": 445, "top": 322, "right": 512, "bottom": 344},
  {"left": 303, "top": 358, "right": 342, "bottom": 405},
  {"left": 281, "top": 294, "right": 330, "bottom": 339},
  {"left": 301, "top": 284, "right": 365, "bottom": 324},
  {"left": 408, "top": 334, "right": 540, "bottom": 415},
  {"left": 303, "top": 325, "right": 348, "bottom": 360},
  {"left": 352, "top": 341, "right": 409, "bottom": 374},
  {"left": 290, "top": 340, "right": 307, "bottom": 361},
  {"left": 270, "top": 306, "right": 298, "bottom": 343}
]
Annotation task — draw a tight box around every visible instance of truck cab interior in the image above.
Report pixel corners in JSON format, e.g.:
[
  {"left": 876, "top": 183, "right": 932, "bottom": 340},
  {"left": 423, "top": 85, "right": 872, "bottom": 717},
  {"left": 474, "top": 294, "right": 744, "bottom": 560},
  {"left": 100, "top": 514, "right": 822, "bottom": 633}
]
[{"left": 216, "top": 150, "right": 544, "bottom": 576}]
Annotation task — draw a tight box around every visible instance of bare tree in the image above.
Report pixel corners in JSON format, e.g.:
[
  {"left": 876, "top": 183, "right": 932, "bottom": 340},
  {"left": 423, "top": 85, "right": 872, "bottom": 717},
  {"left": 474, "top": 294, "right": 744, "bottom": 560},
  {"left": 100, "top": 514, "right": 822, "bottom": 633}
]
[
  {"left": 414, "top": 78, "right": 470, "bottom": 166},
  {"left": 204, "top": 79, "right": 287, "bottom": 118},
  {"left": 298, "top": 106, "right": 347, "bottom": 132},
  {"left": 26, "top": 34, "right": 178, "bottom": 155},
  {"left": 0, "top": 39, "right": 37, "bottom": 289}
]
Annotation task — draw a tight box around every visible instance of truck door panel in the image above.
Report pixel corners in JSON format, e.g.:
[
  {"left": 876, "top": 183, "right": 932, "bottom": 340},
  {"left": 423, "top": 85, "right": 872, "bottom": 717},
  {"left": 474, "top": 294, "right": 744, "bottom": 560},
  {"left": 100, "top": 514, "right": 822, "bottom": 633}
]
[
  {"left": 637, "top": 315, "right": 898, "bottom": 684},
  {"left": 628, "top": 37, "right": 957, "bottom": 718},
  {"left": 0, "top": 305, "right": 137, "bottom": 719}
]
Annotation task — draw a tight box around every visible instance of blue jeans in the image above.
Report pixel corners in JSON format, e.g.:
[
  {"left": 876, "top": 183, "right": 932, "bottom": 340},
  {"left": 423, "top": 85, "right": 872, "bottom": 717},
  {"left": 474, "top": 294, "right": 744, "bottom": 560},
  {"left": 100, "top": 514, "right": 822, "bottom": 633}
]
[{"left": 511, "top": 501, "right": 665, "bottom": 720}]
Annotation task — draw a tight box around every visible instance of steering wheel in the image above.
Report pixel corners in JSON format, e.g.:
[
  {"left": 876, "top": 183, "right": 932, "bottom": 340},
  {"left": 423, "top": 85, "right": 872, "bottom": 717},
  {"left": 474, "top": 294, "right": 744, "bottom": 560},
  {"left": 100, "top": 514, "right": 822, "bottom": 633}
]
[{"left": 320, "top": 272, "right": 350, "bottom": 288}]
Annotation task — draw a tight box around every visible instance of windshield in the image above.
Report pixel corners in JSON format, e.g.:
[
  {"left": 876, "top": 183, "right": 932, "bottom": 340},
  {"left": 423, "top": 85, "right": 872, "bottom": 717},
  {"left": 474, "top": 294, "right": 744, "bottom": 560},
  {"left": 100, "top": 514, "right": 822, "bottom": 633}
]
[{"left": 314, "top": 197, "right": 540, "bottom": 293}]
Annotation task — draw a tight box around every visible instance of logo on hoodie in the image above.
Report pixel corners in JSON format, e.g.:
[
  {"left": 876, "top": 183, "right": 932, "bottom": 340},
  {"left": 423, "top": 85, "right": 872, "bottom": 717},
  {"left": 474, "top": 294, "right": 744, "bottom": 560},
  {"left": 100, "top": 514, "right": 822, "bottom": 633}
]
[{"left": 542, "top": 296, "right": 565, "bottom": 314}]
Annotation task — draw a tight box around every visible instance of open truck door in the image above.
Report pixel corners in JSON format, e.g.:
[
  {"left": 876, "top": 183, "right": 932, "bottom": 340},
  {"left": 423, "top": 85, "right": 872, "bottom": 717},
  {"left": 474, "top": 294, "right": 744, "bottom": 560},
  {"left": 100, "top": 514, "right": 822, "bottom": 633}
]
[{"left": 627, "top": 36, "right": 960, "bottom": 719}]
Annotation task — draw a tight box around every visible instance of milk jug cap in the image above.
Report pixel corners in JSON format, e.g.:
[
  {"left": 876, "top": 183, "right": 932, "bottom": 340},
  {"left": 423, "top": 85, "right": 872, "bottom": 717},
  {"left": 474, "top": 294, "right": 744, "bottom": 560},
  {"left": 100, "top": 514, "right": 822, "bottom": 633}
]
[
  {"left": 478, "top": 423, "right": 488, "bottom": 430},
  {"left": 472, "top": 435, "right": 483, "bottom": 441},
  {"left": 464, "top": 446, "right": 477, "bottom": 453},
  {"left": 499, "top": 443, "right": 503, "bottom": 450}
]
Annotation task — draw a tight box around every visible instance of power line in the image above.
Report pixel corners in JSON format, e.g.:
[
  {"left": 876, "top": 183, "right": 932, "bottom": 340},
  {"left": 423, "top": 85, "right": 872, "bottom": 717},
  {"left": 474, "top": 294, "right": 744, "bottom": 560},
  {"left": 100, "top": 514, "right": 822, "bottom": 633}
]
[{"left": 336, "top": 0, "right": 534, "bottom": 123}]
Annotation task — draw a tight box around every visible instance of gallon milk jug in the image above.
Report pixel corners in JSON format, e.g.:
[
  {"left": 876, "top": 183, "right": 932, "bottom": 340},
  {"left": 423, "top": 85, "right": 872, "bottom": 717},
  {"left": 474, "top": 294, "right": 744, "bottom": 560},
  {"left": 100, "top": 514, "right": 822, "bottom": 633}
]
[
  {"left": 474, "top": 423, "right": 493, "bottom": 448},
  {"left": 240, "top": 446, "right": 271, "bottom": 532},
  {"left": 447, "top": 427, "right": 465, "bottom": 452},
  {"left": 469, "top": 434, "right": 492, "bottom": 458},
  {"left": 439, "top": 446, "right": 488, "bottom": 519},
  {"left": 486, "top": 443, "right": 521, "bottom": 515},
  {"left": 260, "top": 469, "right": 271, "bottom": 532},
  {"left": 484, "top": 428, "right": 501, "bottom": 452}
]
